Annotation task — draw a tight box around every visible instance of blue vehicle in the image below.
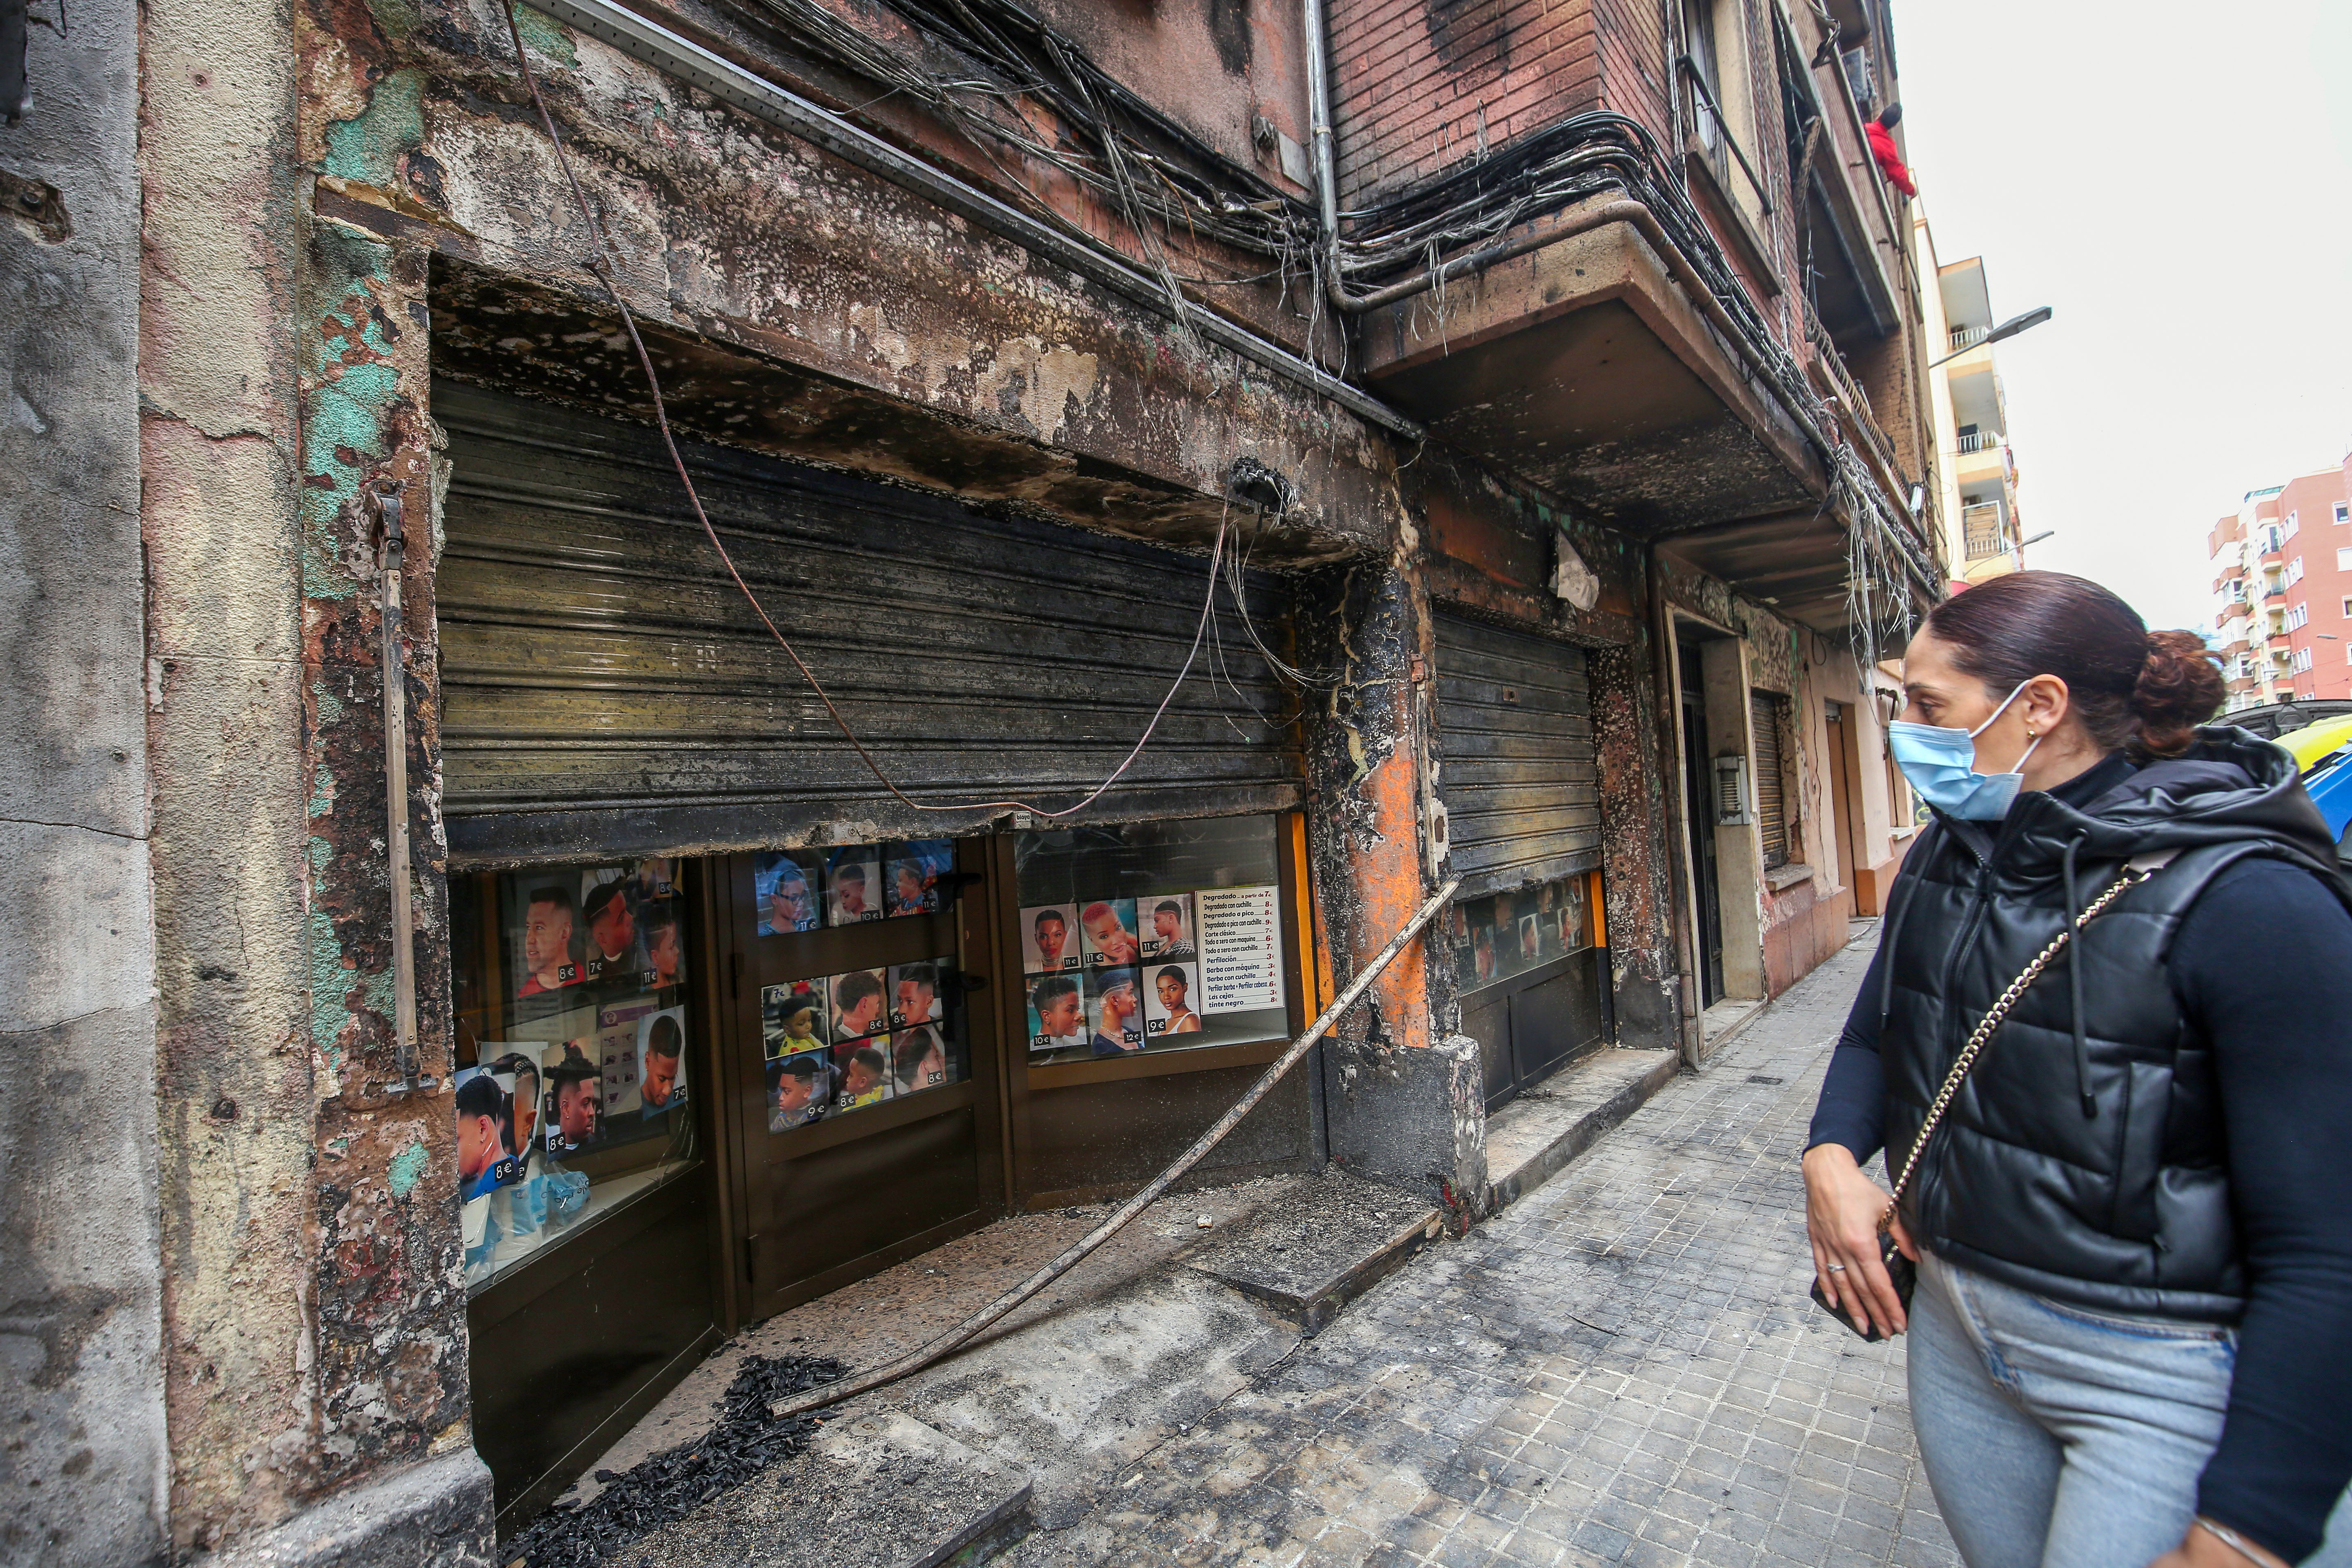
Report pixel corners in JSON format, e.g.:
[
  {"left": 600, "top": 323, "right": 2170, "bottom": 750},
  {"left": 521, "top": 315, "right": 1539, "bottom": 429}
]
[{"left": 2303, "top": 740, "right": 2352, "bottom": 848}]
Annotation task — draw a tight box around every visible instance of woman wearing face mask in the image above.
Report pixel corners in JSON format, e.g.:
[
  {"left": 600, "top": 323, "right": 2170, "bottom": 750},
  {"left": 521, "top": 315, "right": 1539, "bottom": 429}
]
[{"left": 1802, "top": 572, "right": 2352, "bottom": 1568}]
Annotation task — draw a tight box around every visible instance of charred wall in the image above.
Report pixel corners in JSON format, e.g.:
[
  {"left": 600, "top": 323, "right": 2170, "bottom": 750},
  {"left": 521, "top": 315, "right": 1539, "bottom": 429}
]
[{"left": 0, "top": 0, "right": 172, "bottom": 1557}]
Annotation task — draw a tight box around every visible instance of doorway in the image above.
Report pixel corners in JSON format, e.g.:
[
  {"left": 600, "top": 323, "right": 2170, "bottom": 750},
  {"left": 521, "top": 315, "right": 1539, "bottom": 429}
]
[
  {"left": 1678, "top": 638, "right": 1726, "bottom": 1009},
  {"left": 1824, "top": 700, "right": 1867, "bottom": 906}
]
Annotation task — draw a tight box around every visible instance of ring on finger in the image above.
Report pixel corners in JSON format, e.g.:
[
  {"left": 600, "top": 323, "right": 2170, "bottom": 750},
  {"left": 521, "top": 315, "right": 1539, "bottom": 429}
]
[{"left": 1825, "top": 1263, "right": 1848, "bottom": 1273}]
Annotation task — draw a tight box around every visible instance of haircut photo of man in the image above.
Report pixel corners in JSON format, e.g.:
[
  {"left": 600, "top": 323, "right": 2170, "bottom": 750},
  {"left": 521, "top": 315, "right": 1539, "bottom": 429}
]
[
  {"left": 519, "top": 885, "right": 580, "bottom": 996},
  {"left": 494, "top": 1052, "right": 541, "bottom": 1161},
  {"left": 826, "top": 848, "right": 884, "bottom": 926},
  {"left": 832, "top": 969, "right": 888, "bottom": 1041},
  {"left": 642, "top": 902, "right": 684, "bottom": 989},
  {"left": 1029, "top": 974, "right": 1085, "bottom": 1054},
  {"left": 756, "top": 851, "right": 821, "bottom": 935},
  {"left": 639, "top": 1011, "right": 686, "bottom": 1114},
  {"left": 891, "top": 1025, "right": 948, "bottom": 1093},
  {"left": 581, "top": 877, "right": 643, "bottom": 981},
  {"left": 544, "top": 1045, "right": 600, "bottom": 1153},
  {"left": 891, "top": 961, "right": 944, "bottom": 1029},
  {"left": 454, "top": 1072, "right": 512, "bottom": 1202},
  {"left": 834, "top": 1044, "right": 891, "bottom": 1109},
  {"left": 768, "top": 1051, "right": 827, "bottom": 1131}
]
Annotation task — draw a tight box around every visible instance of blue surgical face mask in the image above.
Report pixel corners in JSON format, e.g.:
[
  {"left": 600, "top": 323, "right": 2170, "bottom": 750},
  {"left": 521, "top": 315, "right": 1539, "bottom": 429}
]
[{"left": 1888, "top": 681, "right": 2045, "bottom": 821}]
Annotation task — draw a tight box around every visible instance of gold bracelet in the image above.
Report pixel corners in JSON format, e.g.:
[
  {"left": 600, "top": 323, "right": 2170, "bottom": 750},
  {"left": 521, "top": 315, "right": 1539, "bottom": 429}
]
[{"left": 2195, "top": 1517, "right": 2271, "bottom": 1568}]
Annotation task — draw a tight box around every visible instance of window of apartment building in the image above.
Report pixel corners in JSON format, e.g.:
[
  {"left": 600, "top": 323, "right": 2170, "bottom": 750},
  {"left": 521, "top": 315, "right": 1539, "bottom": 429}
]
[
  {"left": 2293, "top": 647, "right": 2314, "bottom": 674},
  {"left": 1749, "top": 691, "right": 1792, "bottom": 871},
  {"left": 2336, "top": 502, "right": 2350, "bottom": 526},
  {"left": 2341, "top": 596, "right": 2352, "bottom": 618},
  {"left": 2338, "top": 548, "right": 2352, "bottom": 571},
  {"left": 2288, "top": 557, "right": 2306, "bottom": 586},
  {"left": 2287, "top": 511, "right": 2301, "bottom": 539},
  {"left": 1685, "top": 1, "right": 1730, "bottom": 162},
  {"left": 2288, "top": 604, "right": 2310, "bottom": 631}
]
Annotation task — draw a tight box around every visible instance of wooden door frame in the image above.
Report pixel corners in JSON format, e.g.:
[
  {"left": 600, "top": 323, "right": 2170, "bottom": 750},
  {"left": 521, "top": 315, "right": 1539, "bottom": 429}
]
[{"left": 713, "top": 839, "right": 1009, "bottom": 1327}]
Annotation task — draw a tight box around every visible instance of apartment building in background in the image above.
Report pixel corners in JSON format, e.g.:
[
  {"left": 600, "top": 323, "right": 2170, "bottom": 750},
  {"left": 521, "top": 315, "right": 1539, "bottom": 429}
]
[
  {"left": 2210, "top": 466, "right": 2352, "bottom": 707},
  {"left": 1913, "top": 206, "right": 2034, "bottom": 588}
]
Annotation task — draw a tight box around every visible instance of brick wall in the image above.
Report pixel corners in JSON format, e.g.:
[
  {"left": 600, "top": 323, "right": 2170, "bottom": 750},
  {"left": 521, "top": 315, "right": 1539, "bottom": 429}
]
[{"left": 1326, "top": 0, "right": 1601, "bottom": 203}]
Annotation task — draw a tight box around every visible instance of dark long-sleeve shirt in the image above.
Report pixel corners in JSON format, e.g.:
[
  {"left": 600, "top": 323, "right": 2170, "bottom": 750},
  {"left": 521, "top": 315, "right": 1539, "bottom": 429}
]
[{"left": 1809, "top": 765, "right": 2352, "bottom": 1561}]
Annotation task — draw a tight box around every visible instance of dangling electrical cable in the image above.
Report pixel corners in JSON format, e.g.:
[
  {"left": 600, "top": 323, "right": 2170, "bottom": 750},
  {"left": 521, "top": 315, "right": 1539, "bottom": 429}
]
[{"left": 499, "top": 0, "right": 1238, "bottom": 822}]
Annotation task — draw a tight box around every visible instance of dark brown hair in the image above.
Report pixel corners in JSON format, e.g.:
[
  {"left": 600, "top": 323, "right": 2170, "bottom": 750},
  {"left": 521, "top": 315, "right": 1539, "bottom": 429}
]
[{"left": 1922, "top": 571, "right": 2224, "bottom": 758}]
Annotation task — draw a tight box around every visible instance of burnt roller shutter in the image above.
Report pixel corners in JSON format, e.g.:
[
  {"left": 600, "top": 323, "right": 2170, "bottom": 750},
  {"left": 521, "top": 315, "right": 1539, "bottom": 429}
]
[
  {"left": 1432, "top": 612, "right": 1600, "bottom": 897},
  {"left": 1751, "top": 690, "right": 1789, "bottom": 869},
  {"left": 434, "top": 379, "right": 1301, "bottom": 861}
]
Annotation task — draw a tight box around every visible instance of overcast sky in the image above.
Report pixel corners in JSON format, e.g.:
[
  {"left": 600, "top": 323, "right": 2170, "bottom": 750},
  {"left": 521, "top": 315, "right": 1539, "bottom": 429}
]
[{"left": 1895, "top": 0, "right": 2352, "bottom": 632}]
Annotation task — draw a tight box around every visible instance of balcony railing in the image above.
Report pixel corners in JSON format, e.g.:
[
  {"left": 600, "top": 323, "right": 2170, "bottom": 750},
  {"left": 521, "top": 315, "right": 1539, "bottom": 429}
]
[
  {"left": 1962, "top": 502, "right": 2009, "bottom": 560},
  {"left": 1954, "top": 430, "right": 2004, "bottom": 455},
  {"left": 1947, "top": 324, "right": 1989, "bottom": 351}
]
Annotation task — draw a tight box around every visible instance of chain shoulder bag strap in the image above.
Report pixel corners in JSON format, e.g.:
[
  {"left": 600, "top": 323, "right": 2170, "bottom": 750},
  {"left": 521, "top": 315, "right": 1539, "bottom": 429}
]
[{"left": 1813, "top": 861, "right": 2157, "bottom": 1342}]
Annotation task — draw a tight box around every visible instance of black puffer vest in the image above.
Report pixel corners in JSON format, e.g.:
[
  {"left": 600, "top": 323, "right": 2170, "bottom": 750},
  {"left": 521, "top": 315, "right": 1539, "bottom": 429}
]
[{"left": 1880, "top": 728, "right": 2351, "bottom": 1322}]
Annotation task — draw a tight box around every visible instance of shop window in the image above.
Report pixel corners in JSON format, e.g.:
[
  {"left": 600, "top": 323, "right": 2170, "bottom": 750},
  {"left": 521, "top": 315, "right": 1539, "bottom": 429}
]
[
  {"left": 450, "top": 859, "right": 699, "bottom": 1292},
  {"left": 1444, "top": 873, "right": 1598, "bottom": 993},
  {"left": 1015, "top": 817, "right": 1290, "bottom": 1065},
  {"left": 753, "top": 840, "right": 969, "bottom": 1131}
]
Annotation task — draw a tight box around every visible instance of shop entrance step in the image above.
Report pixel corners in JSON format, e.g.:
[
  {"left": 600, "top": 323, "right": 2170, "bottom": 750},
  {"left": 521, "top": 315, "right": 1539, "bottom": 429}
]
[
  {"left": 1483, "top": 1047, "right": 1680, "bottom": 1212},
  {"left": 606, "top": 1408, "right": 1031, "bottom": 1568},
  {"left": 1184, "top": 1167, "right": 1445, "bottom": 1336}
]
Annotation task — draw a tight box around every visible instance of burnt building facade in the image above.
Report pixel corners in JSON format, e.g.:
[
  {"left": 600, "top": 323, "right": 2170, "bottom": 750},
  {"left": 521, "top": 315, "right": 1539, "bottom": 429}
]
[{"left": 1, "top": 0, "right": 1936, "bottom": 1558}]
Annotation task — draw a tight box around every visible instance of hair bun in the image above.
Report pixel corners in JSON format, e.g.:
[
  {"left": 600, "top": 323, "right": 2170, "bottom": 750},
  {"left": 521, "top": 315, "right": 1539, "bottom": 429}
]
[{"left": 2131, "top": 629, "right": 2225, "bottom": 757}]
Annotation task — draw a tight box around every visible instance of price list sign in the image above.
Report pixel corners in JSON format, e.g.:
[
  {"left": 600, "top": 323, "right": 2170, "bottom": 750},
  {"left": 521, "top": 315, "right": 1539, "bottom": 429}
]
[{"left": 1195, "top": 884, "right": 1285, "bottom": 1014}]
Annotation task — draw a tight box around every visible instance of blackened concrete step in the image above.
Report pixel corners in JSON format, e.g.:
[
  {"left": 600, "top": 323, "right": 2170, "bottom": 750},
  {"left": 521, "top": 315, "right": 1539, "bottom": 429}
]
[
  {"left": 1483, "top": 1047, "right": 1681, "bottom": 1212},
  {"left": 606, "top": 1409, "right": 1031, "bottom": 1568},
  {"left": 1184, "top": 1167, "right": 1445, "bottom": 1336}
]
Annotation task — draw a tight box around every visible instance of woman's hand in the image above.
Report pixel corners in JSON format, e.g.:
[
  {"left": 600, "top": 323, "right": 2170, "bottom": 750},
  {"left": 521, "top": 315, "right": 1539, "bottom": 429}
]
[
  {"left": 1802, "top": 1143, "right": 1909, "bottom": 1336},
  {"left": 2145, "top": 1518, "right": 2289, "bottom": 1568}
]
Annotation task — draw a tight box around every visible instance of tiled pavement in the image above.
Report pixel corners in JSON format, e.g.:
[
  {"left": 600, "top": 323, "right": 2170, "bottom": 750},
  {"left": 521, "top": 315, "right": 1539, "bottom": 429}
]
[{"left": 1006, "top": 929, "right": 1961, "bottom": 1567}]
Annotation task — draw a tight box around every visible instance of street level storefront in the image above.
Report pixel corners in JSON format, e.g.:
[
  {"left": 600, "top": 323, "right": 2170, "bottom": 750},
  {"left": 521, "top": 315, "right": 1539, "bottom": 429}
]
[
  {"left": 433, "top": 379, "right": 1322, "bottom": 1523},
  {"left": 1429, "top": 612, "right": 1613, "bottom": 1108}
]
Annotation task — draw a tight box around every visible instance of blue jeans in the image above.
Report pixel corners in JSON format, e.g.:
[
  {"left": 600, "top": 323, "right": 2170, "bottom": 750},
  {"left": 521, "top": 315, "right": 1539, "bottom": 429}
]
[{"left": 1908, "top": 1250, "right": 2352, "bottom": 1567}]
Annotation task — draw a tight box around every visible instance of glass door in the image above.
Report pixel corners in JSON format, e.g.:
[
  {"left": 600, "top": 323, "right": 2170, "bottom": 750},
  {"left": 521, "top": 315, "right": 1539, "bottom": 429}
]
[{"left": 719, "top": 837, "right": 1004, "bottom": 1319}]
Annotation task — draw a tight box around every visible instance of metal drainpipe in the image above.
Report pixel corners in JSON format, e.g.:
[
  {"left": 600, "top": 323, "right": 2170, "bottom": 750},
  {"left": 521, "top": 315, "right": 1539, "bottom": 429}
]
[{"left": 377, "top": 481, "right": 420, "bottom": 1090}]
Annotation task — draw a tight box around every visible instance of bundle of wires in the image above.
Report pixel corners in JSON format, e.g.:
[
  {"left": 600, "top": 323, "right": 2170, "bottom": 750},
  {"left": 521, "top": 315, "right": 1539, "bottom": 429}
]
[{"left": 706, "top": 0, "right": 1933, "bottom": 626}]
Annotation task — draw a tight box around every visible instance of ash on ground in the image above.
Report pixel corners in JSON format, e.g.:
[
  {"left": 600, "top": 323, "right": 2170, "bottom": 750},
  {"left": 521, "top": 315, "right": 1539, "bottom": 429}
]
[{"left": 506, "top": 1352, "right": 845, "bottom": 1568}]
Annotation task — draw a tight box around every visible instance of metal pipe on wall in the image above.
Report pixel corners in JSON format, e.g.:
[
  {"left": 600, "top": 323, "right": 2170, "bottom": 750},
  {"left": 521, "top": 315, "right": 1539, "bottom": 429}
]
[
  {"left": 528, "top": 0, "right": 1425, "bottom": 441},
  {"left": 377, "top": 482, "right": 420, "bottom": 1088}
]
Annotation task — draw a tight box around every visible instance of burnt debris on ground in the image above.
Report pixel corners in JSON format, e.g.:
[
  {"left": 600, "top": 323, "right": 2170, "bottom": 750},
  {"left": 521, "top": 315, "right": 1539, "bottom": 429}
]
[{"left": 508, "top": 1352, "right": 846, "bottom": 1568}]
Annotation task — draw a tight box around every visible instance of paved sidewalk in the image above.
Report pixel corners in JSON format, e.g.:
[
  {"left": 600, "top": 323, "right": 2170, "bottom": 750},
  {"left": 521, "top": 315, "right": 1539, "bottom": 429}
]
[{"left": 1004, "top": 931, "right": 1959, "bottom": 1567}]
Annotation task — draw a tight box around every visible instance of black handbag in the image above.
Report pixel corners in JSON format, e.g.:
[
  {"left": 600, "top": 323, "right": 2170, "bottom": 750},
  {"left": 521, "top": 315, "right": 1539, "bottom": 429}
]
[{"left": 1812, "top": 867, "right": 2149, "bottom": 1341}]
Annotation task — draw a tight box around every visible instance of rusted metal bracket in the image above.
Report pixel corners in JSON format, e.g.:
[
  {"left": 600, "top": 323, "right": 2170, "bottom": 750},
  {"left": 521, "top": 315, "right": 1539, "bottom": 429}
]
[{"left": 376, "top": 480, "right": 421, "bottom": 1091}]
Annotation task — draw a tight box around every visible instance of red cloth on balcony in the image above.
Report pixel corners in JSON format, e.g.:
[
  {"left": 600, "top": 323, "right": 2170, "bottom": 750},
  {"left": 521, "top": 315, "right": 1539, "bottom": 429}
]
[{"left": 1866, "top": 120, "right": 1917, "bottom": 197}]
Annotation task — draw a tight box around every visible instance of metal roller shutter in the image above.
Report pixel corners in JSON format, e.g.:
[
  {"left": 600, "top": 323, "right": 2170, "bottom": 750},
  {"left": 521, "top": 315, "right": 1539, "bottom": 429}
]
[
  {"left": 1431, "top": 612, "right": 1601, "bottom": 898},
  {"left": 1751, "top": 690, "right": 1789, "bottom": 869},
  {"left": 434, "top": 379, "right": 1302, "bottom": 863}
]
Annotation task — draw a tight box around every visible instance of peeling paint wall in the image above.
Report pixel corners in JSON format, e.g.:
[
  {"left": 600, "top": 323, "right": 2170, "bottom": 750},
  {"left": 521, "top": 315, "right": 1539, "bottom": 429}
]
[
  {"left": 0, "top": 0, "right": 172, "bottom": 1557},
  {"left": 294, "top": 0, "right": 1404, "bottom": 561},
  {"left": 143, "top": 0, "right": 490, "bottom": 1550}
]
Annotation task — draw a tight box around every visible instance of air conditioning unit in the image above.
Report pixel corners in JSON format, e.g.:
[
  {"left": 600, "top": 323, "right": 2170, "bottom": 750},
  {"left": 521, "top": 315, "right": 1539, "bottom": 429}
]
[{"left": 1713, "top": 754, "right": 1753, "bottom": 826}]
